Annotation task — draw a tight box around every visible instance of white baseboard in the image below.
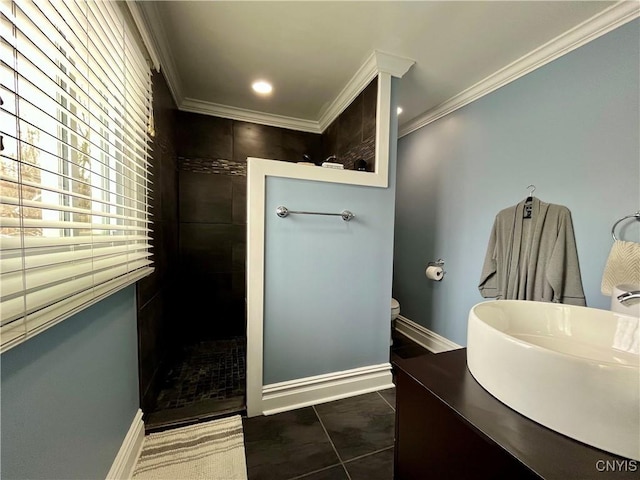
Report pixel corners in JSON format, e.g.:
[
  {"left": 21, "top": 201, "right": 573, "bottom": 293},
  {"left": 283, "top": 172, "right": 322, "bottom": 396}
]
[
  {"left": 395, "top": 315, "right": 463, "bottom": 353},
  {"left": 262, "top": 363, "right": 394, "bottom": 416},
  {"left": 106, "top": 409, "right": 145, "bottom": 480}
]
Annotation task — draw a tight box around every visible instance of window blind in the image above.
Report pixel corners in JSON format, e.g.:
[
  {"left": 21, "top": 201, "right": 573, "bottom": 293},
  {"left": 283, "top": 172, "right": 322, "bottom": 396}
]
[{"left": 0, "top": 0, "right": 153, "bottom": 352}]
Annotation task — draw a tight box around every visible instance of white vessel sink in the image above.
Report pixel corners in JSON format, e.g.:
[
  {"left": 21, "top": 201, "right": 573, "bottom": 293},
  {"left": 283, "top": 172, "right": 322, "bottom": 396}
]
[{"left": 467, "top": 300, "right": 639, "bottom": 460}]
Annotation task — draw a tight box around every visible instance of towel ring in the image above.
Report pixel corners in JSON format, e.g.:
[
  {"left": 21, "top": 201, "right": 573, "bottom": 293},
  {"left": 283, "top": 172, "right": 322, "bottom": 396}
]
[{"left": 611, "top": 211, "right": 640, "bottom": 241}]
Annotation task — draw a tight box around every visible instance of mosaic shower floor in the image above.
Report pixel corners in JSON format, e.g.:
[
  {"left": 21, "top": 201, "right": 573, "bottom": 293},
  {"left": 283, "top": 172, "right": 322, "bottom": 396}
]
[{"left": 145, "top": 336, "right": 246, "bottom": 432}]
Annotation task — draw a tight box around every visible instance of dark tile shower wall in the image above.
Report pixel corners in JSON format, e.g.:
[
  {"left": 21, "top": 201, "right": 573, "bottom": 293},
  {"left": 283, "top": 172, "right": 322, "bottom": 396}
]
[
  {"left": 136, "top": 77, "right": 378, "bottom": 412},
  {"left": 176, "top": 113, "right": 322, "bottom": 340},
  {"left": 322, "top": 77, "right": 377, "bottom": 170},
  {"left": 137, "top": 70, "right": 179, "bottom": 413}
]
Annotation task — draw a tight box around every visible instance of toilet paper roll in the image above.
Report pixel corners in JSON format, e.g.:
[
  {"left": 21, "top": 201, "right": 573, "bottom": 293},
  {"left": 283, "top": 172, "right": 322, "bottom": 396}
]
[{"left": 426, "top": 265, "right": 444, "bottom": 281}]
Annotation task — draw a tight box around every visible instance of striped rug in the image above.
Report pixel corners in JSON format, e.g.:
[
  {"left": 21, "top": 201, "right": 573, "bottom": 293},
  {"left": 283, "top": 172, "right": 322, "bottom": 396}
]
[{"left": 132, "top": 415, "right": 248, "bottom": 480}]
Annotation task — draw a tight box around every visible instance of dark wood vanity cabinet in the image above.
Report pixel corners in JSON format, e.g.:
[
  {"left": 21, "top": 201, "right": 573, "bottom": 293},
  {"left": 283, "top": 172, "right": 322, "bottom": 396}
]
[{"left": 392, "top": 349, "right": 637, "bottom": 480}]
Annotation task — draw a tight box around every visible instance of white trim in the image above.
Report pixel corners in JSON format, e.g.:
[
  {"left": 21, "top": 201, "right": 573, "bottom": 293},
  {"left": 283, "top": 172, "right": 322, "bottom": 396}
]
[
  {"left": 374, "top": 72, "right": 392, "bottom": 185},
  {"left": 398, "top": 0, "right": 640, "bottom": 138},
  {"left": 124, "top": 1, "right": 160, "bottom": 71},
  {"left": 247, "top": 157, "right": 388, "bottom": 189},
  {"left": 262, "top": 364, "right": 394, "bottom": 416},
  {"left": 247, "top": 154, "right": 392, "bottom": 416},
  {"left": 178, "top": 51, "right": 413, "bottom": 133},
  {"left": 135, "top": 1, "right": 184, "bottom": 106},
  {"left": 317, "top": 50, "right": 415, "bottom": 132},
  {"left": 246, "top": 157, "right": 266, "bottom": 418},
  {"left": 374, "top": 50, "right": 416, "bottom": 78},
  {"left": 316, "top": 51, "right": 377, "bottom": 132},
  {"left": 246, "top": 156, "right": 393, "bottom": 417},
  {"left": 246, "top": 60, "right": 405, "bottom": 417},
  {"left": 172, "top": 50, "right": 413, "bottom": 134},
  {"left": 395, "top": 315, "right": 462, "bottom": 354},
  {"left": 105, "top": 409, "right": 145, "bottom": 480},
  {"left": 180, "top": 98, "right": 321, "bottom": 133}
]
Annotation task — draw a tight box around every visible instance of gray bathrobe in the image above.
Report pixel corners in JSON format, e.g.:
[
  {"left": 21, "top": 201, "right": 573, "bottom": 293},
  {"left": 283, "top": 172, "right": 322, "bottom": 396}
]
[{"left": 478, "top": 197, "right": 586, "bottom": 306}]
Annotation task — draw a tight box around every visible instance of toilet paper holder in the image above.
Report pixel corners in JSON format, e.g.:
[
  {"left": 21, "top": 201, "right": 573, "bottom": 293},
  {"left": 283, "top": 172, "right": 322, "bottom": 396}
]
[{"left": 427, "top": 259, "right": 446, "bottom": 280}]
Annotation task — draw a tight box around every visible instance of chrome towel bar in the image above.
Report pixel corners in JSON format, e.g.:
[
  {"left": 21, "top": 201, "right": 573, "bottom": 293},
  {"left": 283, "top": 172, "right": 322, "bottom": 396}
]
[
  {"left": 276, "top": 205, "right": 354, "bottom": 222},
  {"left": 611, "top": 211, "right": 640, "bottom": 241}
]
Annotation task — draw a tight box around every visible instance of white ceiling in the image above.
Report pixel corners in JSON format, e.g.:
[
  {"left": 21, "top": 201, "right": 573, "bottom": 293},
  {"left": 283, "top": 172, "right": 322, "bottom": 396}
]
[{"left": 139, "top": 1, "right": 631, "bottom": 135}]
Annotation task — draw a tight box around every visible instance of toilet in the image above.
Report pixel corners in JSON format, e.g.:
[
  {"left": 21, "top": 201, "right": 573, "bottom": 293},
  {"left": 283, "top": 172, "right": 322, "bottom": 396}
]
[
  {"left": 391, "top": 298, "right": 400, "bottom": 322},
  {"left": 390, "top": 298, "right": 400, "bottom": 345}
]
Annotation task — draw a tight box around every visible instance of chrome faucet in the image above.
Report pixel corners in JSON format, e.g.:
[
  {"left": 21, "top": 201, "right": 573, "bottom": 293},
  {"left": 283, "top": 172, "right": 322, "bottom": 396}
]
[
  {"left": 617, "top": 291, "right": 640, "bottom": 304},
  {"left": 325, "top": 155, "right": 337, "bottom": 162}
]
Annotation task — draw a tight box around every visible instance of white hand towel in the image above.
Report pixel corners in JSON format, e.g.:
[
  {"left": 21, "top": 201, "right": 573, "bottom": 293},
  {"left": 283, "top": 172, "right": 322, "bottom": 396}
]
[{"left": 601, "top": 240, "right": 640, "bottom": 295}]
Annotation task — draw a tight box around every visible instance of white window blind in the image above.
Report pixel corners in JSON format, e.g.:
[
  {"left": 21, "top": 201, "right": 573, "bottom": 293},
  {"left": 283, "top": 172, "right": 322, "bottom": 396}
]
[{"left": 0, "top": 0, "right": 153, "bottom": 352}]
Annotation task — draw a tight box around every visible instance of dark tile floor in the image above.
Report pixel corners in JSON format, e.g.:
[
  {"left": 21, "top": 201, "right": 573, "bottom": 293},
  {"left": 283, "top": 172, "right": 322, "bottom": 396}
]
[
  {"left": 142, "top": 329, "right": 430, "bottom": 477},
  {"left": 145, "top": 336, "right": 246, "bottom": 432},
  {"left": 241, "top": 331, "right": 431, "bottom": 480},
  {"left": 390, "top": 329, "right": 433, "bottom": 362},
  {"left": 155, "top": 336, "right": 246, "bottom": 408},
  {"left": 243, "top": 390, "right": 396, "bottom": 480}
]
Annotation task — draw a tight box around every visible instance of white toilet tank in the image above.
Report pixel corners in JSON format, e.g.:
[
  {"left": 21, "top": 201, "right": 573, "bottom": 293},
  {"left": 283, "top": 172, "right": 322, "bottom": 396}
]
[{"left": 391, "top": 298, "right": 400, "bottom": 321}]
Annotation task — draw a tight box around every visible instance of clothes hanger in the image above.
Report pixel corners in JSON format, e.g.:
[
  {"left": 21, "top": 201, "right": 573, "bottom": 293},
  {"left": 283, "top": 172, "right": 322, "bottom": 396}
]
[
  {"left": 524, "top": 185, "right": 535, "bottom": 218},
  {"left": 526, "top": 185, "right": 535, "bottom": 202}
]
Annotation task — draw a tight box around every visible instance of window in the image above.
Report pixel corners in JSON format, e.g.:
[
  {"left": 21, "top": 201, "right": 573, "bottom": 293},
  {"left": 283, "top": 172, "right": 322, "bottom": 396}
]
[{"left": 1, "top": 0, "right": 153, "bottom": 352}]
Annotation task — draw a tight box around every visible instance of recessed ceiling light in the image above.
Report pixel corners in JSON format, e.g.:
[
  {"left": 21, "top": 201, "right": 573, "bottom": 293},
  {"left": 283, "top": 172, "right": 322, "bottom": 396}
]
[
  {"left": 252, "top": 80, "right": 272, "bottom": 95},
  {"left": 397, "top": 106, "right": 403, "bottom": 115}
]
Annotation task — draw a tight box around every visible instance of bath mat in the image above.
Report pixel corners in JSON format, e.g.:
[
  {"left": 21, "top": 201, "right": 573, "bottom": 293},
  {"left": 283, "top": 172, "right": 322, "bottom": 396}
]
[
  {"left": 601, "top": 240, "right": 640, "bottom": 295},
  {"left": 132, "top": 415, "right": 248, "bottom": 480}
]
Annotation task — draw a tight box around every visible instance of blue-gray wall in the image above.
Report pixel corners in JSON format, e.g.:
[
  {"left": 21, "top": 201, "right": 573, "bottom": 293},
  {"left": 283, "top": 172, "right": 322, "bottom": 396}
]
[
  {"left": 393, "top": 20, "right": 640, "bottom": 346},
  {"left": 262, "top": 80, "right": 398, "bottom": 385},
  {"left": 1, "top": 286, "right": 139, "bottom": 479}
]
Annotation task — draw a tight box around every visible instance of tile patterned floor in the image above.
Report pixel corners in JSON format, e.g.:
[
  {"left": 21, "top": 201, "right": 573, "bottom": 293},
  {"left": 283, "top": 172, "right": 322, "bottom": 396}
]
[
  {"left": 144, "top": 330, "right": 430, "bottom": 477},
  {"left": 153, "top": 336, "right": 246, "bottom": 410},
  {"left": 242, "top": 390, "right": 397, "bottom": 480},
  {"left": 145, "top": 336, "right": 247, "bottom": 432},
  {"left": 241, "top": 331, "right": 431, "bottom": 480}
]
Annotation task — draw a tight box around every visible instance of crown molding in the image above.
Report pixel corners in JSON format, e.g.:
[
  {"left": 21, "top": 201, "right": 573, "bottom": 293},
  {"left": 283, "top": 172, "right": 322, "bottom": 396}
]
[
  {"left": 125, "top": 1, "right": 160, "bottom": 71},
  {"left": 317, "top": 50, "right": 415, "bottom": 132},
  {"left": 375, "top": 50, "right": 416, "bottom": 78},
  {"left": 180, "top": 98, "right": 322, "bottom": 133},
  {"left": 134, "top": 1, "right": 184, "bottom": 107},
  {"left": 316, "top": 51, "right": 378, "bottom": 132},
  {"left": 180, "top": 50, "right": 414, "bottom": 134},
  {"left": 399, "top": 0, "right": 640, "bottom": 138}
]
